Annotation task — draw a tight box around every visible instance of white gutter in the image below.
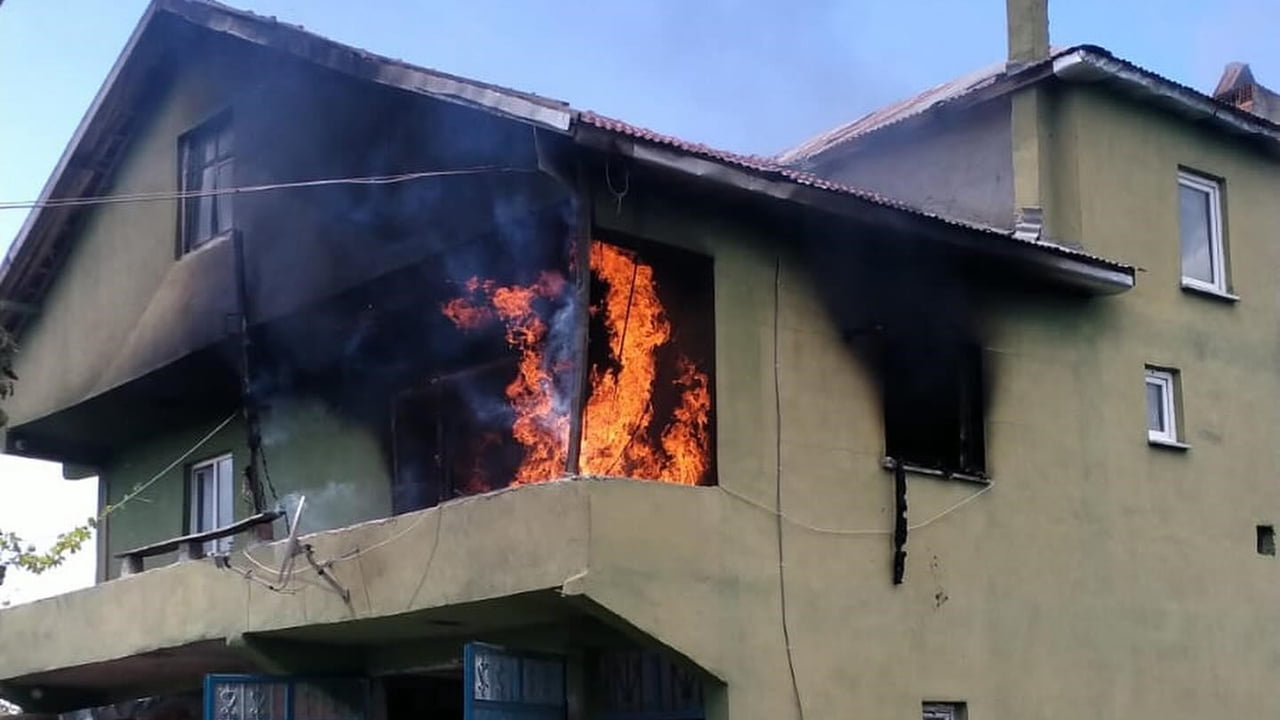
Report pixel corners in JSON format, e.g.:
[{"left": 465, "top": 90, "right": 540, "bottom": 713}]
[{"left": 1052, "top": 49, "right": 1280, "bottom": 146}]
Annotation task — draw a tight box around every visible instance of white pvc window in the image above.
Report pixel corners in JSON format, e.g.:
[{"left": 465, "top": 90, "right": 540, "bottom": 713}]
[
  {"left": 1178, "top": 171, "right": 1227, "bottom": 294},
  {"left": 1145, "top": 368, "right": 1178, "bottom": 444},
  {"left": 189, "top": 454, "right": 234, "bottom": 553}
]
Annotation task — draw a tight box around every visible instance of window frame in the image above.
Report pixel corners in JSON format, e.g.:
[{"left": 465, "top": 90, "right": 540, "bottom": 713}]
[
  {"left": 1177, "top": 170, "right": 1228, "bottom": 296},
  {"left": 923, "top": 702, "right": 967, "bottom": 720},
  {"left": 188, "top": 453, "right": 235, "bottom": 554},
  {"left": 882, "top": 342, "right": 987, "bottom": 479},
  {"left": 178, "top": 112, "right": 234, "bottom": 255},
  {"left": 1145, "top": 367, "right": 1179, "bottom": 446}
]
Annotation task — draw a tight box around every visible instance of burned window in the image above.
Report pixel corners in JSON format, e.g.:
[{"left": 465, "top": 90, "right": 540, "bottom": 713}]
[
  {"left": 883, "top": 342, "right": 985, "bottom": 475},
  {"left": 391, "top": 236, "right": 715, "bottom": 512},
  {"left": 179, "top": 113, "right": 234, "bottom": 253}
]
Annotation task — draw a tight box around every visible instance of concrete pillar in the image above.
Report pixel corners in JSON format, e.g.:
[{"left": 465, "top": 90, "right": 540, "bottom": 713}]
[
  {"left": 1007, "top": 0, "right": 1049, "bottom": 68},
  {"left": 1007, "top": 0, "right": 1053, "bottom": 241}
]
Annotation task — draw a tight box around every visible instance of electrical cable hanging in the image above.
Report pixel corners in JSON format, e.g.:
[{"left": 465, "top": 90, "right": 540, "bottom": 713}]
[
  {"left": 773, "top": 257, "right": 806, "bottom": 720},
  {"left": 0, "top": 166, "right": 539, "bottom": 211},
  {"left": 99, "top": 412, "right": 237, "bottom": 522},
  {"left": 718, "top": 482, "right": 991, "bottom": 536}
]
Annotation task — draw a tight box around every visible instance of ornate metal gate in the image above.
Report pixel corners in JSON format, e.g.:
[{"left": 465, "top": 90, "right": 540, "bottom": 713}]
[
  {"left": 463, "top": 643, "right": 567, "bottom": 720},
  {"left": 204, "top": 676, "right": 368, "bottom": 720}
]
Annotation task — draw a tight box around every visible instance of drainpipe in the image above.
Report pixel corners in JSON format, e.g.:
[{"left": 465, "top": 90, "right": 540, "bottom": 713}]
[{"left": 1008, "top": 0, "right": 1051, "bottom": 242}]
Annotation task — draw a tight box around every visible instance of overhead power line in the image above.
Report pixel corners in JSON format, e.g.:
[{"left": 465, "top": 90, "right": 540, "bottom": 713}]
[{"left": 0, "top": 166, "right": 539, "bottom": 211}]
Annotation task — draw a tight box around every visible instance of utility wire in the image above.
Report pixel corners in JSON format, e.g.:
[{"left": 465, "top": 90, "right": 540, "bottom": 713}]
[
  {"left": 0, "top": 167, "right": 538, "bottom": 211},
  {"left": 773, "top": 257, "right": 806, "bottom": 720},
  {"left": 719, "top": 482, "right": 992, "bottom": 536},
  {"left": 100, "top": 412, "right": 237, "bottom": 523}
]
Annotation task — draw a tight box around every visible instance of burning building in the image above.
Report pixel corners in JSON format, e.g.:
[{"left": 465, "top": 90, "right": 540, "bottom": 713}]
[{"left": 4, "top": 0, "right": 1278, "bottom": 718}]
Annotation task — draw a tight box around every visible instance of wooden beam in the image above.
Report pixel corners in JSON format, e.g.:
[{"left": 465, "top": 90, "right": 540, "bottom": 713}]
[{"left": 114, "top": 510, "right": 281, "bottom": 562}]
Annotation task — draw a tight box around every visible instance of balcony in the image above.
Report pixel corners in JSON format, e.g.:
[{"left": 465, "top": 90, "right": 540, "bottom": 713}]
[{"left": 0, "top": 478, "right": 731, "bottom": 713}]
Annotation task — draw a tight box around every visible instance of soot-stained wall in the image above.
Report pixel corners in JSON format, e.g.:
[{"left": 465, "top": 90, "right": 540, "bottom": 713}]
[{"left": 17, "top": 27, "right": 577, "bottom": 571}]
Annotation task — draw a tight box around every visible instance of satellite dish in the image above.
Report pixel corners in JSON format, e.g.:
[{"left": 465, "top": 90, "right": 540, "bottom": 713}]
[{"left": 275, "top": 495, "right": 306, "bottom": 585}]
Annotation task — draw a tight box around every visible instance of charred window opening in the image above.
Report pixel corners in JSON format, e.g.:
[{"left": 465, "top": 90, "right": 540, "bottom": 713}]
[
  {"left": 391, "top": 235, "right": 715, "bottom": 512},
  {"left": 391, "top": 360, "right": 528, "bottom": 512},
  {"left": 884, "top": 342, "right": 985, "bottom": 476}
]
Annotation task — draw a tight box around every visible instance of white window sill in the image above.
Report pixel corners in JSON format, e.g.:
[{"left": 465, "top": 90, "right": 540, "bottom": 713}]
[
  {"left": 182, "top": 229, "right": 236, "bottom": 258},
  {"left": 1148, "top": 437, "right": 1190, "bottom": 451},
  {"left": 881, "top": 458, "right": 990, "bottom": 485},
  {"left": 1180, "top": 281, "right": 1239, "bottom": 303}
]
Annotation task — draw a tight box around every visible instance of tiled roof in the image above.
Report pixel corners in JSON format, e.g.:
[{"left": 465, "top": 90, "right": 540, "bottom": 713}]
[
  {"left": 576, "top": 110, "right": 1132, "bottom": 272},
  {"left": 778, "top": 45, "right": 1280, "bottom": 168},
  {"left": 775, "top": 58, "right": 1016, "bottom": 165}
]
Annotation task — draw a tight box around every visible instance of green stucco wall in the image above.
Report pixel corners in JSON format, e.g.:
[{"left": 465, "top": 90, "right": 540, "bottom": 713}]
[
  {"left": 577, "top": 160, "right": 1280, "bottom": 718},
  {"left": 5, "top": 45, "right": 247, "bottom": 428},
  {"left": 100, "top": 396, "right": 391, "bottom": 579}
]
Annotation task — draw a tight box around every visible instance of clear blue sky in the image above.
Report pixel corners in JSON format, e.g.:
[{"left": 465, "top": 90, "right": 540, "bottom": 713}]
[{"left": 0, "top": 0, "right": 1277, "bottom": 602}]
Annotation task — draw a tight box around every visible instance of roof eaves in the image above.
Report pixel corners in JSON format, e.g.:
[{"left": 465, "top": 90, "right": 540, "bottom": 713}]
[
  {"left": 1052, "top": 47, "right": 1280, "bottom": 147},
  {"left": 162, "top": 0, "right": 574, "bottom": 132},
  {"left": 574, "top": 110, "right": 1133, "bottom": 293}
]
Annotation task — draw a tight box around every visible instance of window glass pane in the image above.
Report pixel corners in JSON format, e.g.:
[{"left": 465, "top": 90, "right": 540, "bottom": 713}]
[
  {"left": 1146, "top": 379, "right": 1166, "bottom": 432},
  {"left": 196, "top": 468, "right": 217, "bottom": 533},
  {"left": 217, "top": 124, "right": 233, "bottom": 157},
  {"left": 215, "top": 457, "right": 234, "bottom": 552},
  {"left": 183, "top": 196, "right": 201, "bottom": 249},
  {"left": 190, "top": 467, "right": 207, "bottom": 532},
  {"left": 192, "top": 165, "right": 216, "bottom": 241},
  {"left": 216, "top": 457, "right": 234, "bottom": 527},
  {"left": 215, "top": 161, "right": 234, "bottom": 233},
  {"left": 1179, "top": 183, "right": 1215, "bottom": 283},
  {"left": 200, "top": 133, "right": 217, "bottom": 164}
]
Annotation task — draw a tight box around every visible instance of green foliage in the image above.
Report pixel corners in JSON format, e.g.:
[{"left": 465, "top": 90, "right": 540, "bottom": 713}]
[
  {"left": 0, "top": 329, "right": 89, "bottom": 583},
  {"left": 0, "top": 523, "right": 93, "bottom": 577}
]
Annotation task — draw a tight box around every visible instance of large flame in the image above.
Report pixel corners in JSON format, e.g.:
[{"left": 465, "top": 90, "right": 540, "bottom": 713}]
[
  {"left": 442, "top": 272, "right": 569, "bottom": 484},
  {"left": 579, "top": 242, "right": 710, "bottom": 484},
  {"left": 440, "top": 240, "right": 711, "bottom": 488}
]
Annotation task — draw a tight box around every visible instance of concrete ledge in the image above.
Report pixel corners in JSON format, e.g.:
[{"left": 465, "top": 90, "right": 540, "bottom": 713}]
[{"left": 0, "top": 479, "right": 592, "bottom": 687}]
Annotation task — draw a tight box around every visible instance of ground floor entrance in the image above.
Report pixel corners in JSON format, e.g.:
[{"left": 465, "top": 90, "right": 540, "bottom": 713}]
[{"left": 202, "top": 642, "right": 705, "bottom": 720}]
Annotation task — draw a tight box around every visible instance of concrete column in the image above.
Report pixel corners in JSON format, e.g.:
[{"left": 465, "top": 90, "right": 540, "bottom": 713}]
[
  {"left": 1011, "top": 87, "right": 1052, "bottom": 241},
  {"left": 1007, "top": 0, "right": 1049, "bottom": 68}
]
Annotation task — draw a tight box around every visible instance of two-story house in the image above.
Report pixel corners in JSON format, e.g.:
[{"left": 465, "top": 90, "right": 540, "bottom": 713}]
[{"left": 0, "top": 0, "right": 1273, "bottom": 717}]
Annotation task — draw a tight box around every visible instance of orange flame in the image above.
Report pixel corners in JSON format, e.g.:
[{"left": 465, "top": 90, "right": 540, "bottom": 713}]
[
  {"left": 580, "top": 242, "right": 711, "bottom": 485},
  {"left": 441, "top": 272, "right": 569, "bottom": 484},
  {"left": 440, "top": 241, "right": 711, "bottom": 490}
]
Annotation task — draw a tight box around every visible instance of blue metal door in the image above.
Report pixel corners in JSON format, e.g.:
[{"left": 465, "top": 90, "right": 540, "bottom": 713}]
[
  {"left": 204, "top": 675, "right": 368, "bottom": 720},
  {"left": 463, "top": 643, "right": 566, "bottom": 720}
]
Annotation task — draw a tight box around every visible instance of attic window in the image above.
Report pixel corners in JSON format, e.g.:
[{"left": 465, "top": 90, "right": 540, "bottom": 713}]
[
  {"left": 884, "top": 342, "right": 985, "bottom": 476},
  {"left": 180, "top": 113, "right": 234, "bottom": 253}
]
